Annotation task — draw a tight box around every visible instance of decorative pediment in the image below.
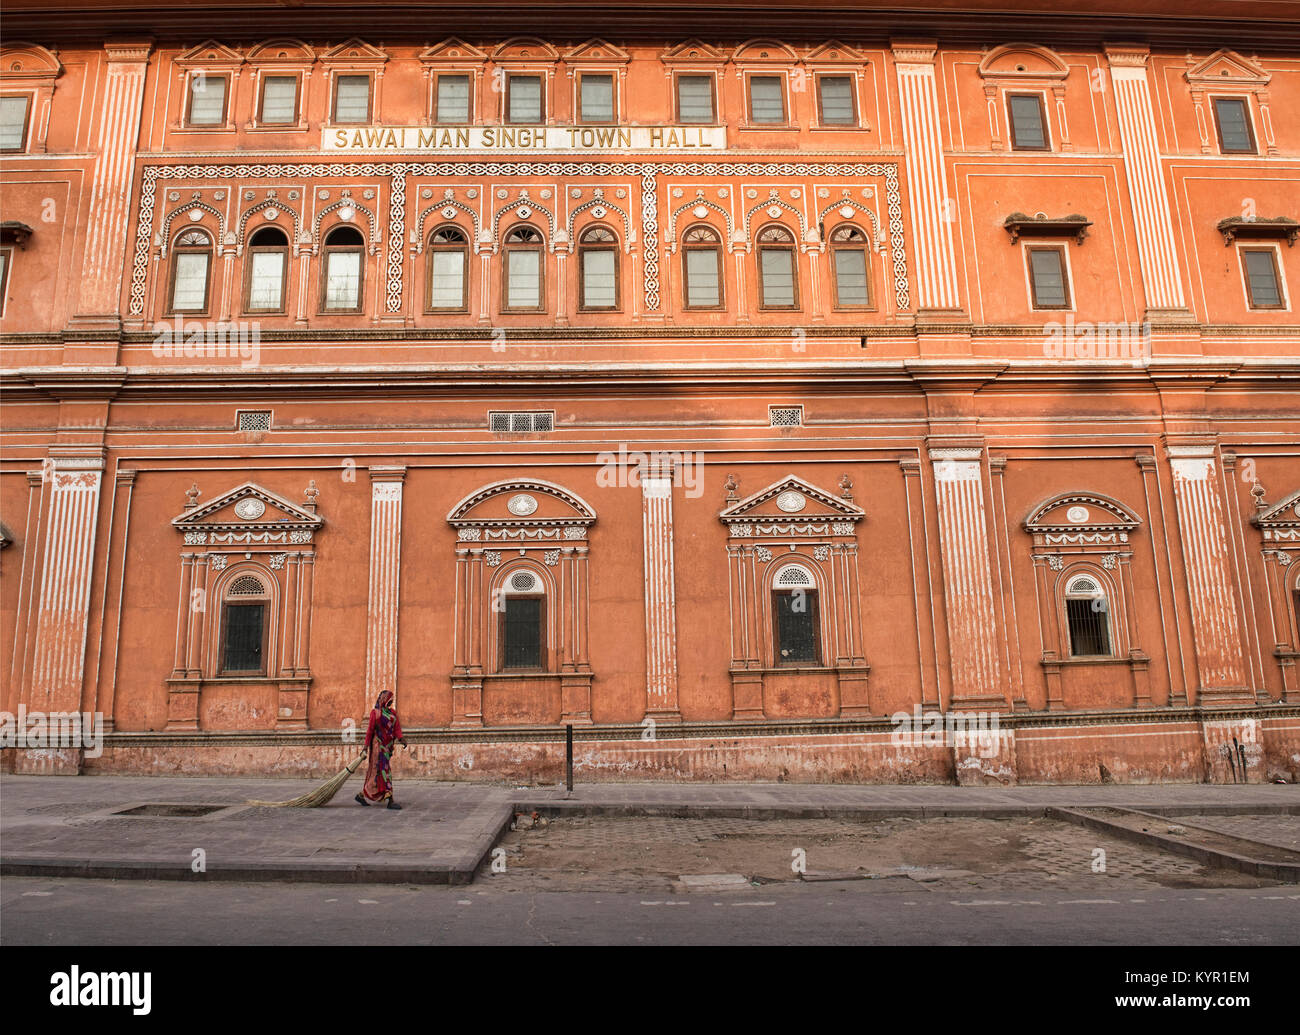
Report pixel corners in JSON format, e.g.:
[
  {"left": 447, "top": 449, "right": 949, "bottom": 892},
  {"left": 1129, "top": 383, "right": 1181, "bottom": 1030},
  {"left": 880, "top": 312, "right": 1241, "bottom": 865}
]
[
  {"left": 320, "top": 39, "right": 388, "bottom": 66},
  {"left": 564, "top": 39, "right": 630, "bottom": 64},
  {"left": 0, "top": 42, "right": 63, "bottom": 81},
  {"left": 805, "top": 41, "right": 868, "bottom": 66},
  {"left": 175, "top": 40, "right": 245, "bottom": 69},
  {"left": 1185, "top": 48, "right": 1270, "bottom": 88},
  {"left": 245, "top": 39, "right": 315, "bottom": 65},
  {"left": 732, "top": 39, "right": 800, "bottom": 65},
  {"left": 978, "top": 43, "right": 1069, "bottom": 81},
  {"left": 448, "top": 479, "right": 596, "bottom": 531},
  {"left": 662, "top": 39, "right": 728, "bottom": 65},
  {"left": 419, "top": 38, "right": 489, "bottom": 64},
  {"left": 1025, "top": 492, "right": 1140, "bottom": 535},
  {"left": 720, "top": 475, "right": 864, "bottom": 537},
  {"left": 1251, "top": 488, "right": 1300, "bottom": 529},
  {"left": 173, "top": 481, "right": 324, "bottom": 539},
  {"left": 491, "top": 37, "right": 560, "bottom": 62}
]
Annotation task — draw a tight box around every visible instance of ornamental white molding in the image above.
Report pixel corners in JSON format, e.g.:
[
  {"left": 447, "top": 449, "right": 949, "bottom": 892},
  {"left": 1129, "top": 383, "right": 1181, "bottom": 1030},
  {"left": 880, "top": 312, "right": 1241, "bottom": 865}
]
[
  {"left": 666, "top": 195, "right": 734, "bottom": 252},
  {"left": 1251, "top": 487, "right": 1300, "bottom": 537},
  {"left": 1024, "top": 491, "right": 1142, "bottom": 537},
  {"left": 159, "top": 202, "right": 228, "bottom": 255},
  {"left": 721, "top": 474, "right": 864, "bottom": 528},
  {"left": 129, "top": 159, "right": 910, "bottom": 318},
  {"left": 173, "top": 480, "right": 324, "bottom": 542},
  {"left": 567, "top": 195, "right": 632, "bottom": 252},
  {"left": 237, "top": 199, "right": 303, "bottom": 253},
  {"left": 448, "top": 479, "right": 596, "bottom": 547},
  {"left": 492, "top": 194, "right": 557, "bottom": 251},
  {"left": 414, "top": 198, "right": 480, "bottom": 254},
  {"left": 311, "top": 195, "right": 380, "bottom": 254}
]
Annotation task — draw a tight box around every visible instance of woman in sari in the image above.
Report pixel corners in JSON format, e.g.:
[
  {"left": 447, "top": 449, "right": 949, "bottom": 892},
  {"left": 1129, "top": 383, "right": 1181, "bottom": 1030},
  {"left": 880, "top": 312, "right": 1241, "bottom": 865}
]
[{"left": 356, "top": 690, "right": 408, "bottom": 809}]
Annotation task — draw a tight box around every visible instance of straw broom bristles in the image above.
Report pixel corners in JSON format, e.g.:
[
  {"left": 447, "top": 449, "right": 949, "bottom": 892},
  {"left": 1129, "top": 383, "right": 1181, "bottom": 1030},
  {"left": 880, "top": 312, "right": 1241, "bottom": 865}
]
[{"left": 247, "top": 751, "right": 368, "bottom": 808}]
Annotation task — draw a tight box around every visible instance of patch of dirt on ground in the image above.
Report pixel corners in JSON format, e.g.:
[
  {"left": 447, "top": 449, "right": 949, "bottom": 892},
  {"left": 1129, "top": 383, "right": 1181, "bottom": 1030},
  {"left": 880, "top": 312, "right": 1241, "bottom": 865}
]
[{"left": 483, "top": 815, "right": 1288, "bottom": 893}]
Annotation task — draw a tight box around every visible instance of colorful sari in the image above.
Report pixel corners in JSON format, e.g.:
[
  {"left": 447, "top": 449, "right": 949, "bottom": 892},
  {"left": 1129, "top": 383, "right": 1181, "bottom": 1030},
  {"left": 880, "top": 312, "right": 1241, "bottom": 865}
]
[{"left": 361, "top": 690, "right": 404, "bottom": 802}]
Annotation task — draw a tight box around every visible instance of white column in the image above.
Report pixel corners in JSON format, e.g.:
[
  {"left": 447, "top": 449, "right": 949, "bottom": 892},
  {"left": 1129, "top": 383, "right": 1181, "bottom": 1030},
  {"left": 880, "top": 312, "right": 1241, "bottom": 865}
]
[
  {"left": 1105, "top": 45, "right": 1187, "bottom": 313},
  {"left": 28, "top": 455, "right": 104, "bottom": 713},
  {"left": 892, "top": 40, "right": 961, "bottom": 312},
  {"left": 365, "top": 467, "right": 406, "bottom": 707},
  {"left": 640, "top": 460, "right": 680, "bottom": 719},
  {"left": 77, "top": 40, "right": 152, "bottom": 322},
  {"left": 1167, "top": 446, "right": 1250, "bottom": 698},
  {"left": 930, "top": 447, "right": 1005, "bottom": 706}
]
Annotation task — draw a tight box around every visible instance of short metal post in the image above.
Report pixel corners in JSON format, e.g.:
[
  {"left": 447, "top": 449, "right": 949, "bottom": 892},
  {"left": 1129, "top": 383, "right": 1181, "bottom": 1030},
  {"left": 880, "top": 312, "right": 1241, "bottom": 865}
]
[{"left": 565, "top": 723, "right": 574, "bottom": 793}]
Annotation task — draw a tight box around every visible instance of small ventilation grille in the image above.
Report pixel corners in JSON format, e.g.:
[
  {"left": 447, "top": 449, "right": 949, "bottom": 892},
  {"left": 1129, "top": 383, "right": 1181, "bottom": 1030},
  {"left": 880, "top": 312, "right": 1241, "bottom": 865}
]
[
  {"left": 228, "top": 575, "right": 267, "bottom": 596},
  {"left": 237, "top": 410, "right": 272, "bottom": 432},
  {"left": 775, "top": 565, "right": 814, "bottom": 587},
  {"left": 509, "top": 571, "right": 540, "bottom": 592},
  {"left": 490, "top": 410, "right": 554, "bottom": 433},
  {"left": 769, "top": 405, "right": 803, "bottom": 427}
]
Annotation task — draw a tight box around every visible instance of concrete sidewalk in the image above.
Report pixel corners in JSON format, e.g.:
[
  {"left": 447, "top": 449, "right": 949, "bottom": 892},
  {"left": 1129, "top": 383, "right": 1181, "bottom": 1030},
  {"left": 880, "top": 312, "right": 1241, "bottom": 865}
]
[{"left": 2, "top": 774, "right": 1296, "bottom": 885}]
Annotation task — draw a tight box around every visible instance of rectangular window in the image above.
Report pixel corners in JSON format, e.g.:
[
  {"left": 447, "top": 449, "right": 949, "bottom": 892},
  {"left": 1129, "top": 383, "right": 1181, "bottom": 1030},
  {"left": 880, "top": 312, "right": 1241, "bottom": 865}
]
[
  {"left": 435, "top": 74, "right": 471, "bottom": 123},
  {"left": 222, "top": 604, "right": 265, "bottom": 673},
  {"left": 259, "top": 76, "right": 298, "bottom": 124},
  {"left": 187, "top": 74, "right": 228, "bottom": 126},
  {"left": 1027, "top": 246, "right": 1069, "bottom": 309},
  {"left": 324, "top": 250, "right": 362, "bottom": 310},
  {"left": 1214, "top": 97, "right": 1256, "bottom": 153},
  {"left": 247, "top": 250, "right": 285, "bottom": 311},
  {"left": 685, "top": 249, "right": 721, "bottom": 307},
  {"left": 333, "top": 75, "right": 371, "bottom": 123},
  {"left": 832, "top": 248, "right": 870, "bottom": 307},
  {"left": 171, "top": 252, "right": 210, "bottom": 312},
  {"left": 507, "top": 74, "right": 543, "bottom": 124},
  {"left": 506, "top": 249, "right": 542, "bottom": 309},
  {"left": 817, "top": 76, "right": 855, "bottom": 125},
  {"left": 676, "top": 75, "right": 715, "bottom": 123},
  {"left": 502, "top": 596, "right": 543, "bottom": 669},
  {"left": 1243, "top": 248, "right": 1283, "bottom": 308},
  {"left": 0, "top": 247, "right": 10, "bottom": 315},
  {"left": 760, "top": 248, "right": 796, "bottom": 307},
  {"left": 429, "top": 249, "right": 466, "bottom": 309},
  {"left": 579, "top": 73, "right": 615, "bottom": 123},
  {"left": 749, "top": 75, "right": 786, "bottom": 123},
  {"left": 774, "top": 591, "right": 819, "bottom": 665},
  {"left": 1066, "top": 598, "right": 1111, "bottom": 657},
  {"left": 1007, "top": 93, "right": 1048, "bottom": 150},
  {"left": 0, "top": 95, "right": 31, "bottom": 151},
  {"left": 580, "top": 248, "right": 616, "bottom": 309}
]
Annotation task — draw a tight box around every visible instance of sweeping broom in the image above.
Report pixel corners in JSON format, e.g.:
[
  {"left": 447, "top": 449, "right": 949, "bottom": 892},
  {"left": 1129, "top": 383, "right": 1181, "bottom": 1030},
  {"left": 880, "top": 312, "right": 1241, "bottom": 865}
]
[{"left": 247, "top": 750, "right": 368, "bottom": 808}]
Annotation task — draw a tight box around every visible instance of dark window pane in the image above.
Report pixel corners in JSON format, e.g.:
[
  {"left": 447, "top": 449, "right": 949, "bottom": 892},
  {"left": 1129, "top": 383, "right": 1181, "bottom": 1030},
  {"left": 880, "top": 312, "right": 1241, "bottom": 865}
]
[
  {"left": 504, "top": 597, "right": 542, "bottom": 668},
  {"left": 775, "top": 591, "right": 818, "bottom": 664},
  {"left": 1066, "top": 598, "right": 1110, "bottom": 656},
  {"left": 1214, "top": 98, "right": 1254, "bottom": 152},
  {"left": 1029, "top": 249, "right": 1067, "bottom": 307},
  {"left": 223, "top": 604, "right": 264, "bottom": 671},
  {"left": 1244, "top": 250, "right": 1282, "bottom": 307},
  {"left": 1008, "top": 94, "right": 1046, "bottom": 149}
]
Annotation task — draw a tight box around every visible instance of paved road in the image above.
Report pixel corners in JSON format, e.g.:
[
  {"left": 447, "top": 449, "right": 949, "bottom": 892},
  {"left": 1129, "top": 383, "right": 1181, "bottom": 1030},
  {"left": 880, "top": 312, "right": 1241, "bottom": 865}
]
[{"left": 3, "top": 876, "right": 1297, "bottom": 945}]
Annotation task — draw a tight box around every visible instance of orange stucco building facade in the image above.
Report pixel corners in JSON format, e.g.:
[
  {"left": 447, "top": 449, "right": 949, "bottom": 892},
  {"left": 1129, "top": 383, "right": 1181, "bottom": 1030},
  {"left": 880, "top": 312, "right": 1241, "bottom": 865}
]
[{"left": 1, "top": 1, "right": 1298, "bottom": 783}]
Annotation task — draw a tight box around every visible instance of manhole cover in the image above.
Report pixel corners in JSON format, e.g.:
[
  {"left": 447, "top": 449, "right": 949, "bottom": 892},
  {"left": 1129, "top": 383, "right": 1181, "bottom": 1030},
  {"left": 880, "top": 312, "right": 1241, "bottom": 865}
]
[{"left": 112, "top": 803, "right": 229, "bottom": 818}]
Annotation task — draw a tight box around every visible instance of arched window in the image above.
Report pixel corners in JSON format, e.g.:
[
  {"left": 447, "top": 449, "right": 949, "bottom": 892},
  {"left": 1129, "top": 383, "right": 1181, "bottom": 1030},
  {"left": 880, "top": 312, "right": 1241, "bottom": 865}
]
[
  {"left": 503, "top": 224, "right": 545, "bottom": 312},
  {"left": 321, "top": 225, "right": 365, "bottom": 312},
  {"left": 427, "top": 225, "right": 469, "bottom": 311},
  {"left": 1064, "top": 574, "right": 1111, "bottom": 657},
  {"left": 168, "top": 228, "right": 213, "bottom": 314},
  {"left": 222, "top": 574, "right": 269, "bottom": 674},
  {"left": 829, "top": 224, "right": 871, "bottom": 308},
  {"left": 772, "top": 563, "right": 820, "bottom": 665},
  {"left": 682, "top": 224, "right": 723, "bottom": 309},
  {"left": 498, "top": 567, "right": 546, "bottom": 671},
  {"left": 756, "top": 224, "right": 798, "bottom": 309},
  {"left": 578, "top": 225, "right": 618, "bottom": 311},
  {"left": 245, "top": 225, "right": 289, "bottom": 313}
]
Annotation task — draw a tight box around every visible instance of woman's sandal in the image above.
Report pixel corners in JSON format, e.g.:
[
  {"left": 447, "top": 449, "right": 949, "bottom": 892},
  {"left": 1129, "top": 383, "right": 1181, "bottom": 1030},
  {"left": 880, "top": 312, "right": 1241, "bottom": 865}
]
[
  {"left": 354, "top": 792, "right": 368, "bottom": 807},
  {"left": 387, "top": 800, "right": 402, "bottom": 810}
]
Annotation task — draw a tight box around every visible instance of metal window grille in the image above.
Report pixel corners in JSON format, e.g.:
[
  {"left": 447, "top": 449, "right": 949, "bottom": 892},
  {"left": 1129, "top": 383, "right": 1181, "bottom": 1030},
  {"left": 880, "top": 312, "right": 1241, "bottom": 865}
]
[
  {"left": 489, "top": 411, "right": 554, "bottom": 432},
  {"left": 1065, "top": 577, "right": 1112, "bottom": 657},
  {"left": 769, "top": 405, "right": 803, "bottom": 427},
  {"left": 503, "top": 596, "right": 543, "bottom": 669},
  {"left": 222, "top": 603, "right": 264, "bottom": 671},
  {"left": 227, "top": 575, "right": 268, "bottom": 597},
  {"left": 237, "top": 410, "right": 272, "bottom": 432},
  {"left": 774, "top": 590, "right": 819, "bottom": 664}
]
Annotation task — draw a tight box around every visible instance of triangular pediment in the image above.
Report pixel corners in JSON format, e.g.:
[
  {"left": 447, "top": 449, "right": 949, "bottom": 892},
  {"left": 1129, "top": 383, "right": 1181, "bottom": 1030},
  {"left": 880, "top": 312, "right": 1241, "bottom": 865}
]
[
  {"left": 805, "top": 40, "right": 867, "bottom": 65},
  {"left": 662, "top": 39, "right": 727, "bottom": 64},
  {"left": 173, "top": 482, "right": 323, "bottom": 531},
  {"left": 246, "top": 39, "right": 315, "bottom": 64},
  {"left": 320, "top": 39, "right": 388, "bottom": 65},
  {"left": 1185, "top": 48, "right": 1269, "bottom": 87},
  {"left": 720, "top": 475, "right": 864, "bottom": 522},
  {"left": 448, "top": 479, "right": 596, "bottom": 526},
  {"left": 1025, "top": 492, "right": 1140, "bottom": 532},
  {"left": 175, "top": 40, "right": 245, "bottom": 68},
  {"left": 564, "top": 38, "right": 630, "bottom": 64},
  {"left": 1252, "top": 489, "right": 1300, "bottom": 527},
  {"left": 419, "top": 37, "right": 489, "bottom": 63}
]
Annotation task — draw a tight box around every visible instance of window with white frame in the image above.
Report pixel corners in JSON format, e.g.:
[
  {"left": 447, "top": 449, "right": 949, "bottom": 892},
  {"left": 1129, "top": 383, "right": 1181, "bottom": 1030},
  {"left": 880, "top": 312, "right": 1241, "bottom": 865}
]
[{"left": 169, "top": 228, "right": 214, "bottom": 314}]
